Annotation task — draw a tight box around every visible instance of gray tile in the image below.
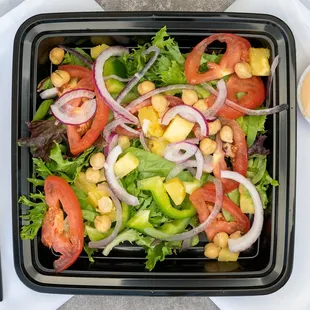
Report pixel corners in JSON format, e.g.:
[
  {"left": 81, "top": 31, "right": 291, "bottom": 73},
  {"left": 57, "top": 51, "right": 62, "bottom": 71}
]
[
  {"left": 98, "top": 0, "right": 234, "bottom": 11},
  {"left": 59, "top": 1, "right": 235, "bottom": 309},
  {"left": 59, "top": 295, "right": 220, "bottom": 310}
]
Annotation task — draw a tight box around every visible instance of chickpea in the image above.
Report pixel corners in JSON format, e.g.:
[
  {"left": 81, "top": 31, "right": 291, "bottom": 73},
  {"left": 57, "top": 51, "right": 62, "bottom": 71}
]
[
  {"left": 94, "top": 215, "right": 111, "bottom": 233},
  {"left": 200, "top": 138, "right": 217, "bottom": 156},
  {"left": 97, "top": 196, "right": 114, "bottom": 214},
  {"left": 51, "top": 70, "right": 70, "bottom": 88},
  {"left": 85, "top": 167, "right": 101, "bottom": 184},
  {"left": 230, "top": 231, "right": 241, "bottom": 239},
  {"left": 220, "top": 125, "right": 233, "bottom": 143},
  {"left": 118, "top": 135, "right": 130, "bottom": 150},
  {"left": 193, "top": 99, "right": 208, "bottom": 112},
  {"left": 151, "top": 94, "right": 169, "bottom": 113},
  {"left": 204, "top": 243, "right": 221, "bottom": 259},
  {"left": 90, "top": 152, "right": 105, "bottom": 170},
  {"left": 182, "top": 89, "right": 199, "bottom": 106},
  {"left": 49, "top": 47, "right": 65, "bottom": 65},
  {"left": 234, "top": 62, "right": 252, "bottom": 79},
  {"left": 137, "top": 81, "right": 155, "bottom": 95},
  {"left": 208, "top": 119, "right": 222, "bottom": 136},
  {"left": 214, "top": 232, "right": 229, "bottom": 248}
]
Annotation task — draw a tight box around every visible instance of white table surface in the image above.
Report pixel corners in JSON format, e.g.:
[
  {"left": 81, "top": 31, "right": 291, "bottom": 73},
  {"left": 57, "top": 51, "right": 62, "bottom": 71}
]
[{"left": 0, "top": 2, "right": 102, "bottom": 309}]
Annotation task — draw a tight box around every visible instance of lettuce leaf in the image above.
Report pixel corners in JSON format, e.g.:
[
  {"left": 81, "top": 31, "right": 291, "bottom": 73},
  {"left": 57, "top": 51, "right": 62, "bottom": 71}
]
[
  {"left": 47, "top": 142, "right": 94, "bottom": 182},
  {"left": 17, "top": 119, "right": 66, "bottom": 162},
  {"left": 19, "top": 192, "right": 47, "bottom": 240},
  {"left": 246, "top": 154, "right": 278, "bottom": 208},
  {"left": 124, "top": 147, "right": 195, "bottom": 181},
  {"left": 236, "top": 115, "right": 267, "bottom": 148},
  {"left": 145, "top": 243, "right": 173, "bottom": 271},
  {"left": 120, "top": 26, "right": 186, "bottom": 86},
  {"left": 62, "top": 47, "right": 92, "bottom": 68}
]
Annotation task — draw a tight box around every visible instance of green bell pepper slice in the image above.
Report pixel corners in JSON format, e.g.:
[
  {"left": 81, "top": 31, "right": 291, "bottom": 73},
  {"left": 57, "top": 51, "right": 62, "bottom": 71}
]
[
  {"left": 138, "top": 176, "right": 196, "bottom": 219},
  {"left": 126, "top": 209, "right": 192, "bottom": 239}
]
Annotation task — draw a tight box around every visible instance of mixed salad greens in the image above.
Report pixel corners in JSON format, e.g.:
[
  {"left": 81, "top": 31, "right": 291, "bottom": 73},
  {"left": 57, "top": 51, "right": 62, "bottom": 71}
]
[{"left": 18, "top": 27, "right": 286, "bottom": 272}]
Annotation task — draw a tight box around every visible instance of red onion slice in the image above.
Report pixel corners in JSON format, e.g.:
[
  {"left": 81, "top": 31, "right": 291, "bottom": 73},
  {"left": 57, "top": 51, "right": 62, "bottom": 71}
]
[
  {"left": 184, "top": 138, "right": 200, "bottom": 145},
  {"left": 104, "top": 145, "right": 139, "bottom": 206},
  {"left": 59, "top": 45, "right": 93, "bottom": 69},
  {"left": 203, "top": 155, "right": 214, "bottom": 173},
  {"left": 88, "top": 184, "right": 123, "bottom": 249},
  {"left": 266, "top": 55, "right": 279, "bottom": 108},
  {"left": 221, "top": 170, "right": 264, "bottom": 253},
  {"left": 40, "top": 87, "right": 58, "bottom": 99},
  {"left": 125, "top": 84, "right": 198, "bottom": 112},
  {"left": 161, "top": 105, "right": 208, "bottom": 137},
  {"left": 51, "top": 99, "right": 96, "bottom": 125},
  {"left": 202, "top": 79, "right": 227, "bottom": 117},
  {"left": 225, "top": 99, "right": 288, "bottom": 116},
  {"left": 93, "top": 46, "right": 138, "bottom": 124},
  {"left": 50, "top": 89, "right": 96, "bottom": 125},
  {"left": 144, "top": 178, "right": 223, "bottom": 241},
  {"left": 104, "top": 133, "right": 119, "bottom": 157},
  {"left": 53, "top": 88, "right": 95, "bottom": 108},
  {"left": 116, "top": 46, "right": 160, "bottom": 104},
  {"left": 166, "top": 160, "right": 197, "bottom": 180},
  {"left": 120, "top": 124, "right": 140, "bottom": 136},
  {"left": 103, "top": 118, "right": 124, "bottom": 141},
  {"left": 139, "top": 132, "right": 150, "bottom": 151},
  {"left": 195, "top": 149, "right": 204, "bottom": 180},
  {"left": 103, "top": 75, "right": 132, "bottom": 82},
  {"left": 164, "top": 142, "right": 198, "bottom": 163}
]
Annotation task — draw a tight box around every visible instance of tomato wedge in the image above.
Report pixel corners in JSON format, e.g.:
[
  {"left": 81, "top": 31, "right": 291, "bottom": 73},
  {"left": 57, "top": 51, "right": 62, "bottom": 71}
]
[
  {"left": 41, "top": 176, "right": 84, "bottom": 272},
  {"left": 206, "top": 74, "right": 266, "bottom": 119},
  {"left": 213, "top": 118, "right": 248, "bottom": 193},
  {"left": 58, "top": 64, "right": 93, "bottom": 80},
  {"left": 67, "top": 88, "right": 110, "bottom": 155},
  {"left": 185, "top": 34, "right": 251, "bottom": 84},
  {"left": 190, "top": 183, "right": 250, "bottom": 241}
]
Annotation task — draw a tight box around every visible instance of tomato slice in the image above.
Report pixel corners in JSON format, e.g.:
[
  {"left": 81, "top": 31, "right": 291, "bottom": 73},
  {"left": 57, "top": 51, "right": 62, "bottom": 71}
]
[
  {"left": 41, "top": 176, "right": 84, "bottom": 272},
  {"left": 67, "top": 88, "right": 110, "bottom": 155},
  {"left": 213, "top": 118, "right": 248, "bottom": 193},
  {"left": 185, "top": 34, "right": 251, "bottom": 84},
  {"left": 58, "top": 64, "right": 93, "bottom": 80},
  {"left": 190, "top": 183, "right": 250, "bottom": 241},
  {"left": 206, "top": 74, "right": 265, "bottom": 119}
]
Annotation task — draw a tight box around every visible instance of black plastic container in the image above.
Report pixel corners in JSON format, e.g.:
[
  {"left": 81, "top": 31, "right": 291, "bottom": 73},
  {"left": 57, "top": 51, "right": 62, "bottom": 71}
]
[{"left": 11, "top": 12, "right": 296, "bottom": 296}]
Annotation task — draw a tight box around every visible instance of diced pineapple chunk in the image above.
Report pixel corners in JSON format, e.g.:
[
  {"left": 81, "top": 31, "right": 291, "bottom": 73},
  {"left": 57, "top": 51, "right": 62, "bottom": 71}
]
[
  {"left": 239, "top": 184, "right": 254, "bottom": 214},
  {"left": 118, "top": 135, "right": 130, "bottom": 150},
  {"left": 148, "top": 138, "right": 168, "bottom": 157},
  {"left": 138, "top": 106, "right": 159, "bottom": 124},
  {"left": 164, "top": 178, "right": 186, "bottom": 205},
  {"left": 163, "top": 115, "right": 194, "bottom": 143},
  {"left": 249, "top": 48, "right": 271, "bottom": 76},
  {"left": 90, "top": 44, "right": 110, "bottom": 59},
  {"left": 218, "top": 247, "right": 239, "bottom": 262},
  {"left": 148, "top": 122, "right": 164, "bottom": 137},
  {"left": 86, "top": 190, "right": 108, "bottom": 208},
  {"left": 114, "top": 153, "right": 139, "bottom": 179},
  {"left": 75, "top": 172, "right": 97, "bottom": 193}
]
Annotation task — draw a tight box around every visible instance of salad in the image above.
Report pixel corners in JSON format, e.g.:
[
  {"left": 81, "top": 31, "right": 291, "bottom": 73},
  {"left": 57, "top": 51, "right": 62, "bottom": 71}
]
[{"left": 18, "top": 27, "right": 285, "bottom": 272}]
